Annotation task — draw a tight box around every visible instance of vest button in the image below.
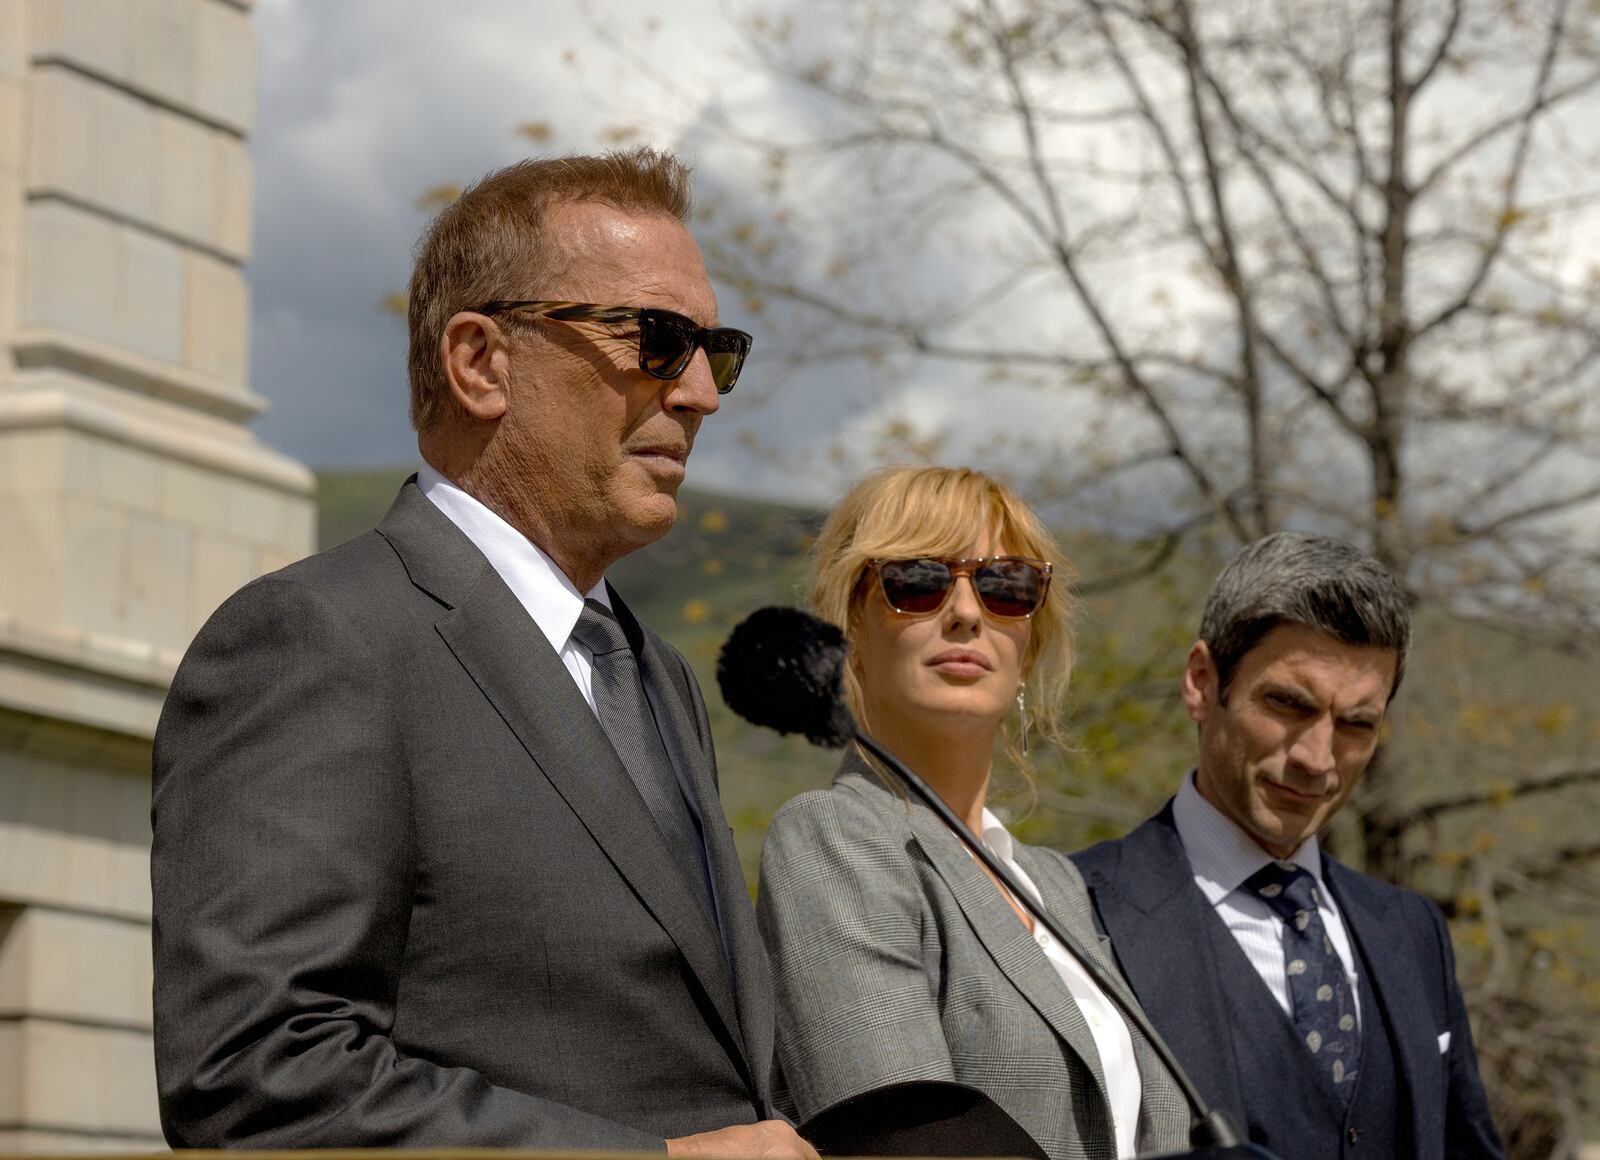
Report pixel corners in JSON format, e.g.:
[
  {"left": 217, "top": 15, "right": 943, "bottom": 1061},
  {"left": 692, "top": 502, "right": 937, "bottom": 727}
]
[{"left": 1347, "top": 1127, "right": 1360, "bottom": 1146}]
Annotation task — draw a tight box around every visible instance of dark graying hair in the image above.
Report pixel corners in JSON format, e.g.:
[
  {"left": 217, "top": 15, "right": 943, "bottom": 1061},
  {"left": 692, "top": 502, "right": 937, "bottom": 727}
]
[{"left": 1199, "top": 532, "right": 1411, "bottom": 701}]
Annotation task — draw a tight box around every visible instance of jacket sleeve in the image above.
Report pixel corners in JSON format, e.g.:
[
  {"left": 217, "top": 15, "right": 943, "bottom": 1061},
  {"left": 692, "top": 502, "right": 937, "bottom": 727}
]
[
  {"left": 755, "top": 789, "right": 953, "bottom": 1123},
  {"left": 1424, "top": 899, "right": 1506, "bottom": 1160},
  {"left": 150, "top": 575, "right": 665, "bottom": 1151}
]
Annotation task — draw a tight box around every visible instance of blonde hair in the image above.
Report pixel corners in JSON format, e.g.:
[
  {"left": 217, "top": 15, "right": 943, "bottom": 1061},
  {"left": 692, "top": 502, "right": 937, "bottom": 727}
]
[
  {"left": 407, "top": 148, "right": 694, "bottom": 433},
  {"left": 808, "top": 465, "right": 1076, "bottom": 779}
]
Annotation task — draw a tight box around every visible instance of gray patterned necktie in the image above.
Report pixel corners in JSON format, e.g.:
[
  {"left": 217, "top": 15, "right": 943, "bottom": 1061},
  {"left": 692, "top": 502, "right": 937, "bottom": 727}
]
[
  {"left": 571, "top": 599, "right": 718, "bottom": 926},
  {"left": 1244, "top": 860, "right": 1361, "bottom": 1100}
]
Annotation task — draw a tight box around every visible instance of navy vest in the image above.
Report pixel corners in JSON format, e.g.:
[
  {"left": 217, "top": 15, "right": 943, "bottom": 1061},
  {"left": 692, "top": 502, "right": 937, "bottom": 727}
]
[{"left": 1200, "top": 901, "right": 1402, "bottom": 1159}]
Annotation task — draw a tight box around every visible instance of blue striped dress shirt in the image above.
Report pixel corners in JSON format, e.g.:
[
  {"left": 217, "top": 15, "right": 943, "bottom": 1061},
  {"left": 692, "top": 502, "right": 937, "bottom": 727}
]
[{"left": 1171, "top": 771, "right": 1362, "bottom": 1028}]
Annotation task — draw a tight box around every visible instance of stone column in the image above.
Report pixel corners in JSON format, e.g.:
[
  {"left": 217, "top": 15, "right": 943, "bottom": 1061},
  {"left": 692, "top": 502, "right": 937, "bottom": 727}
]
[{"left": 0, "top": 0, "right": 313, "bottom": 1148}]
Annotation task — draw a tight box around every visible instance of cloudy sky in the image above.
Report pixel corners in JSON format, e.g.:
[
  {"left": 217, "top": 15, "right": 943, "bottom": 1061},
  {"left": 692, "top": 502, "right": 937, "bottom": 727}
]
[
  {"left": 245, "top": 0, "right": 1599, "bottom": 523},
  {"left": 248, "top": 0, "right": 1118, "bottom": 506},
  {"left": 248, "top": 0, "right": 867, "bottom": 500}
]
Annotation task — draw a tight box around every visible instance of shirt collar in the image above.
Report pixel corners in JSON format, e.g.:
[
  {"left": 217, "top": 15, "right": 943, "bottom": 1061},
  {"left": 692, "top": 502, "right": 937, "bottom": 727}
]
[
  {"left": 978, "top": 807, "right": 1015, "bottom": 862},
  {"left": 1172, "top": 769, "right": 1324, "bottom": 907},
  {"left": 977, "top": 806, "right": 1047, "bottom": 910},
  {"left": 417, "top": 464, "right": 610, "bottom": 656}
]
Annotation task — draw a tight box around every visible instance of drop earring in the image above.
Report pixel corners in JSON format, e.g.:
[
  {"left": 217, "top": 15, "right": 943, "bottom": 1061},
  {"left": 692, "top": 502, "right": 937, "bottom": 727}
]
[{"left": 1017, "top": 685, "right": 1029, "bottom": 757}]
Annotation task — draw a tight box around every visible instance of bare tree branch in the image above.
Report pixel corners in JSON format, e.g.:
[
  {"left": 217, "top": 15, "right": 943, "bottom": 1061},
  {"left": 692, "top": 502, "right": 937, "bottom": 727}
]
[
  {"left": 1412, "top": 0, "right": 1576, "bottom": 341},
  {"left": 1455, "top": 480, "right": 1600, "bottom": 539},
  {"left": 1404, "top": 763, "right": 1600, "bottom": 825}
]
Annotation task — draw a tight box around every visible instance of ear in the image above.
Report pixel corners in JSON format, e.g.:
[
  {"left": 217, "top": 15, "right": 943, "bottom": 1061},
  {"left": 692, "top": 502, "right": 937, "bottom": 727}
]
[
  {"left": 1182, "top": 640, "right": 1219, "bottom": 725},
  {"left": 441, "top": 311, "right": 514, "bottom": 422}
]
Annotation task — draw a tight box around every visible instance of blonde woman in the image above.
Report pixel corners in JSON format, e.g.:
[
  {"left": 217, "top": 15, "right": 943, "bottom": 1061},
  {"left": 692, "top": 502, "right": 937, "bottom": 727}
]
[{"left": 756, "top": 466, "right": 1189, "bottom": 1160}]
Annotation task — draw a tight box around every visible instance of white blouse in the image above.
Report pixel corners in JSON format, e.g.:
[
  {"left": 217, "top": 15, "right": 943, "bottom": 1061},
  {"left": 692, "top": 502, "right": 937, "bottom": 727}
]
[{"left": 979, "top": 810, "right": 1143, "bottom": 1160}]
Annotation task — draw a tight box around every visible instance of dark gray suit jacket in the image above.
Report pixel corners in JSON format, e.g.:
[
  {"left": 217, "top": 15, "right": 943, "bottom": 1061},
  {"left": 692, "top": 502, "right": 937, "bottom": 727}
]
[
  {"left": 758, "top": 755, "right": 1191, "bottom": 1160},
  {"left": 151, "top": 480, "right": 774, "bottom": 1148}
]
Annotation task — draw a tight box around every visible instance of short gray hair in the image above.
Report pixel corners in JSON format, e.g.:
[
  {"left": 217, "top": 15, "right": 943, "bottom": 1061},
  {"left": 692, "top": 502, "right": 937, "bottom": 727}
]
[{"left": 1199, "top": 532, "right": 1411, "bottom": 701}]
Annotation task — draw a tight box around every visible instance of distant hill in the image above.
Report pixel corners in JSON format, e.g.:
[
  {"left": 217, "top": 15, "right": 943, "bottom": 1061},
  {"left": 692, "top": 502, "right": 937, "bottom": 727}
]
[{"left": 315, "top": 468, "right": 417, "bottom": 552}]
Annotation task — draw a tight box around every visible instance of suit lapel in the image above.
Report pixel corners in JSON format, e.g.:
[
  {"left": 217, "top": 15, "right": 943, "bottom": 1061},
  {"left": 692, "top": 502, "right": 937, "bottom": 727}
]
[
  {"left": 378, "top": 483, "right": 750, "bottom": 1080},
  {"left": 1019, "top": 847, "right": 1188, "bottom": 1151},
  {"left": 1018, "top": 848, "right": 1136, "bottom": 1001},
  {"left": 1019, "top": 845, "right": 1191, "bottom": 1153},
  {"left": 626, "top": 602, "right": 722, "bottom": 842},
  {"left": 1080, "top": 808, "right": 1246, "bottom": 1116},
  {"left": 1325, "top": 859, "right": 1437, "bottom": 1160},
  {"left": 898, "top": 796, "right": 1111, "bottom": 1106},
  {"left": 627, "top": 602, "right": 774, "bottom": 1098}
]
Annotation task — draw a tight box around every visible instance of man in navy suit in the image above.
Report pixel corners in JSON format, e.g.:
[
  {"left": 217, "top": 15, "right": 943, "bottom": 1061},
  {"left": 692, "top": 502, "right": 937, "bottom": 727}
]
[{"left": 1074, "top": 533, "right": 1503, "bottom": 1160}]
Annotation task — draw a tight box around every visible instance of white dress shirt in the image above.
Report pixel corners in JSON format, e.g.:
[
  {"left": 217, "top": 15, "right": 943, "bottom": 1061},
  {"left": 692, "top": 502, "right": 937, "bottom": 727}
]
[
  {"left": 1171, "top": 771, "right": 1362, "bottom": 1026},
  {"left": 979, "top": 809, "right": 1143, "bottom": 1160},
  {"left": 418, "top": 464, "right": 609, "bottom": 715}
]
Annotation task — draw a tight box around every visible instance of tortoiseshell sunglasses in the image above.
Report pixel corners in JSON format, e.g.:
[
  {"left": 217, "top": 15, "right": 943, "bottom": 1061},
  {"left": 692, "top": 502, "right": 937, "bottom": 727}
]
[
  {"left": 472, "top": 300, "right": 753, "bottom": 394},
  {"left": 868, "top": 556, "right": 1054, "bottom": 619}
]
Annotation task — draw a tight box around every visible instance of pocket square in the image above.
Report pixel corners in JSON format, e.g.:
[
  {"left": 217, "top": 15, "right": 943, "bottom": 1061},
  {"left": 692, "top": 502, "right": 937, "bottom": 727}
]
[{"left": 1438, "top": 1031, "right": 1452, "bottom": 1054}]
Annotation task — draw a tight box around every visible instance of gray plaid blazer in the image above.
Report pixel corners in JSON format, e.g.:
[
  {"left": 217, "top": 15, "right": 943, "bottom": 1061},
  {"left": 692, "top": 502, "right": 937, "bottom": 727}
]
[{"left": 757, "top": 752, "right": 1191, "bottom": 1160}]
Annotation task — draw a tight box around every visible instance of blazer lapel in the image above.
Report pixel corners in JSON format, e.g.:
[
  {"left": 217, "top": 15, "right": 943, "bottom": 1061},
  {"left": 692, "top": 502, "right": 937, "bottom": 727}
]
[
  {"left": 899, "top": 798, "right": 1112, "bottom": 1107},
  {"left": 616, "top": 596, "right": 726, "bottom": 909},
  {"left": 1325, "top": 859, "right": 1438, "bottom": 1160},
  {"left": 1018, "top": 847, "right": 1138, "bottom": 1005},
  {"left": 378, "top": 484, "right": 749, "bottom": 1079},
  {"left": 627, "top": 601, "right": 775, "bottom": 1096},
  {"left": 1017, "top": 845, "right": 1188, "bottom": 1151},
  {"left": 1080, "top": 808, "right": 1246, "bottom": 1116},
  {"left": 625, "top": 603, "right": 725, "bottom": 860}
]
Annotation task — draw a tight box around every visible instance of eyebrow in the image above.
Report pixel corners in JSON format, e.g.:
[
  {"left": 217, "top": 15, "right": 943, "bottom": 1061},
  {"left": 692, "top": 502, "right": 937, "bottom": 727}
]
[
  {"left": 1260, "top": 683, "right": 1384, "bottom": 723},
  {"left": 1259, "top": 683, "right": 1315, "bottom": 707}
]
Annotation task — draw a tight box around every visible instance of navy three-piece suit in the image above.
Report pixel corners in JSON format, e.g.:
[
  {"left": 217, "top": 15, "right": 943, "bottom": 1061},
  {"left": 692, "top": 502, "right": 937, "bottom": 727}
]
[{"left": 1073, "top": 803, "right": 1504, "bottom": 1160}]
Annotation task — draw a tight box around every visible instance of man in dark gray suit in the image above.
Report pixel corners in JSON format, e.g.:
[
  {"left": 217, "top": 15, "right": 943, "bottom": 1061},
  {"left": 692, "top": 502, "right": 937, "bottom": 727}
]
[
  {"left": 152, "top": 149, "right": 814, "bottom": 1158},
  {"left": 1073, "top": 534, "right": 1503, "bottom": 1160}
]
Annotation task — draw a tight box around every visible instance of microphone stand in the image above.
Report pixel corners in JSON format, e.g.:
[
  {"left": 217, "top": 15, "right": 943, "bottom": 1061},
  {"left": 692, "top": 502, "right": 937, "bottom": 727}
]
[{"left": 852, "top": 729, "right": 1254, "bottom": 1155}]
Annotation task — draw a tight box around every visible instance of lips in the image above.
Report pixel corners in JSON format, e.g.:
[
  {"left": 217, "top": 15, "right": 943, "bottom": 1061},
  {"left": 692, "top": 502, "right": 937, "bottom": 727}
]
[
  {"left": 629, "top": 444, "right": 688, "bottom": 464},
  {"left": 627, "top": 445, "right": 690, "bottom": 480},
  {"left": 927, "top": 648, "right": 993, "bottom": 676},
  {"left": 1263, "top": 779, "right": 1327, "bottom": 805}
]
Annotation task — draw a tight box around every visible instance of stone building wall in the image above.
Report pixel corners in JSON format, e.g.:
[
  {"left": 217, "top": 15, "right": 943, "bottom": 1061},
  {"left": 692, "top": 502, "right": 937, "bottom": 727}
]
[{"left": 0, "top": 0, "right": 314, "bottom": 1148}]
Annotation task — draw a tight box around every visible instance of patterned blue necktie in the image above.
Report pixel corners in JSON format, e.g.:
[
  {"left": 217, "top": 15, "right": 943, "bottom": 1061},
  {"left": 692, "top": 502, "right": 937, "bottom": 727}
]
[{"left": 1243, "top": 861, "right": 1361, "bottom": 1099}]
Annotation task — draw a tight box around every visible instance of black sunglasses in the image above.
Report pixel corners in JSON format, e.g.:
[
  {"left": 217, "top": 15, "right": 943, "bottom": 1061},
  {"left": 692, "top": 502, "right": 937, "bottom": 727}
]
[
  {"left": 868, "top": 556, "right": 1053, "bottom": 620},
  {"left": 472, "top": 300, "right": 753, "bottom": 394}
]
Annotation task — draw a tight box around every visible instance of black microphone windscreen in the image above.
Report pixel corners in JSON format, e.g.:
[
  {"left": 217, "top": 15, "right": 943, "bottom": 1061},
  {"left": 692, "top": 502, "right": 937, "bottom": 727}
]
[{"left": 716, "top": 606, "right": 854, "bottom": 748}]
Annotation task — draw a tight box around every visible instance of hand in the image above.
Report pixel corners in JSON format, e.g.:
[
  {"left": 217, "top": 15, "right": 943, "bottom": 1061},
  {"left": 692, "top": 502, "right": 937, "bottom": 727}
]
[{"left": 666, "top": 1119, "right": 820, "bottom": 1160}]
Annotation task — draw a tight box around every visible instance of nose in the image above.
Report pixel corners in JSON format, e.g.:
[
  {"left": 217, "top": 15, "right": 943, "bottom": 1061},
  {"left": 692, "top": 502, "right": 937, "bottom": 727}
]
[
  {"left": 1288, "top": 714, "right": 1338, "bottom": 778},
  {"left": 945, "top": 573, "right": 984, "bottom": 630},
  {"left": 661, "top": 348, "right": 721, "bottom": 417}
]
